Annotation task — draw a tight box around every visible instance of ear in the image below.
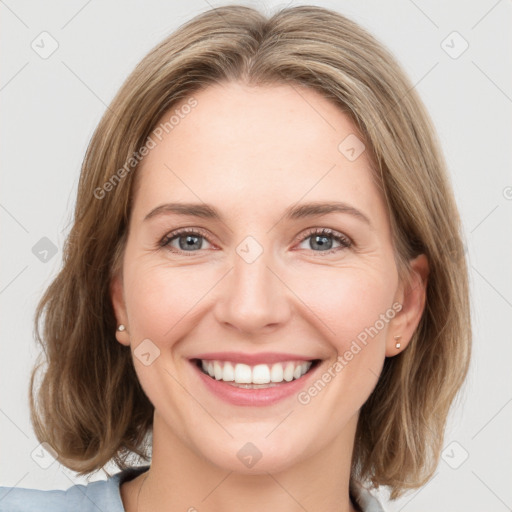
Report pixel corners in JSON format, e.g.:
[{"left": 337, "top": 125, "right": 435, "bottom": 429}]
[
  {"left": 386, "top": 253, "right": 429, "bottom": 357},
  {"left": 110, "top": 271, "right": 130, "bottom": 347}
]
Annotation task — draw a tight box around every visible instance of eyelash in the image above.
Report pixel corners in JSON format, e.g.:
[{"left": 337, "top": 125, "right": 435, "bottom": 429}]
[{"left": 158, "top": 227, "right": 352, "bottom": 256}]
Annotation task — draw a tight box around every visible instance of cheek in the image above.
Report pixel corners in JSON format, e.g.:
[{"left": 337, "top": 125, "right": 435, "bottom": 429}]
[
  {"left": 290, "top": 264, "right": 397, "bottom": 341},
  {"left": 122, "top": 262, "right": 212, "bottom": 415},
  {"left": 287, "top": 270, "right": 396, "bottom": 419},
  {"left": 124, "top": 261, "right": 216, "bottom": 342}
]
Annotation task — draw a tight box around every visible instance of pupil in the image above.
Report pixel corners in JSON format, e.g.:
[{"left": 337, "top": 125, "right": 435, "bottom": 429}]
[
  {"left": 312, "top": 235, "right": 332, "bottom": 251},
  {"left": 180, "top": 235, "right": 201, "bottom": 250}
]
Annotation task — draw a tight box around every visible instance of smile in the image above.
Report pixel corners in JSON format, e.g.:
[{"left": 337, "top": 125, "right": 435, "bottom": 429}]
[{"left": 195, "top": 359, "right": 319, "bottom": 387}]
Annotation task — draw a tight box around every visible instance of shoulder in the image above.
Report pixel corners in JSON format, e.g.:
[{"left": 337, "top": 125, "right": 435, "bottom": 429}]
[
  {"left": 0, "top": 465, "right": 150, "bottom": 512},
  {"left": 350, "top": 479, "right": 387, "bottom": 512}
]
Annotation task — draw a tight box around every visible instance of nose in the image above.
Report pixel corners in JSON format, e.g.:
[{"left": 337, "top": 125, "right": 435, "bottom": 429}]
[{"left": 213, "top": 244, "right": 292, "bottom": 336}]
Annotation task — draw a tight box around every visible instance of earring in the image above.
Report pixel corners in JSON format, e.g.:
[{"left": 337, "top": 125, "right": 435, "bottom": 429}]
[
  {"left": 118, "top": 324, "right": 126, "bottom": 332},
  {"left": 394, "top": 335, "right": 401, "bottom": 349}
]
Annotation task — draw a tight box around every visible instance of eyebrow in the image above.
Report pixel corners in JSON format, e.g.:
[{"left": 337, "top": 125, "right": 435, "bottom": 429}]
[{"left": 143, "top": 201, "right": 372, "bottom": 227}]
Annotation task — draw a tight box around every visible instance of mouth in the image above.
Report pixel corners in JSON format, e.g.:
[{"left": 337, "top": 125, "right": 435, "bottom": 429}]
[{"left": 191, "top": 358, "right": 322, "bottom": 389}]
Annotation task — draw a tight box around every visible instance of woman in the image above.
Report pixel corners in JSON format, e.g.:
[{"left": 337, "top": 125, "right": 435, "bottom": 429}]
[{"left": 0, "top": 4, "right": 471, "bottom": 512}]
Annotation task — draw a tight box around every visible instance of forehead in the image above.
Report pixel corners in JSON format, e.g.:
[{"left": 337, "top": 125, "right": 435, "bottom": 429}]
[{"left": 132, "top": 82, "right": 386, "bottom": 227}]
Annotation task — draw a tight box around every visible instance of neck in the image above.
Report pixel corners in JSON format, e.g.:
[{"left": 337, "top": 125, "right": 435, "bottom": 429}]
[{"left": 128, "top": 410, "right": 359, "bottom": 512}]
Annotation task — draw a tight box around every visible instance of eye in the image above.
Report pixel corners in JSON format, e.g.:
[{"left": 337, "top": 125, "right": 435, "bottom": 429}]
[
  {"left": 158, "top": 226, "right": 352, "bottom": 256},
  {"left": 159, "top": 228, "right": 214, "bottom": 255},
  {"left": 295, "top": 227, "right": 352, "bottom": 255}
]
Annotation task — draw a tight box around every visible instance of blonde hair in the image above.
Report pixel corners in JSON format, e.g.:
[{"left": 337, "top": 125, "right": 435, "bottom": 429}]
[{"left": 29, "top": 4, "right": 471, "bottom": 500}]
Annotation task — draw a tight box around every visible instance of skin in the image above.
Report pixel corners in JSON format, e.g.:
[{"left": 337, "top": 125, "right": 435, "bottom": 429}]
[{"left": 111, "top": 81, "right": 429, "bottom": 512}]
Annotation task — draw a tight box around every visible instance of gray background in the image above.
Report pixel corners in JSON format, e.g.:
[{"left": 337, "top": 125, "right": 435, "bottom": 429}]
[{"left": 1, "top": 1, "right": 511, "bottom": 510}]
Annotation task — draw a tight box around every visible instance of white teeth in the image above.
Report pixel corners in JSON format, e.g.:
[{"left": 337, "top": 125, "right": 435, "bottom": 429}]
[
  {"left": 214, "top": 361, "right": 223, "bottom": 380},
  {"left": 283, "top": 362, "right": 295, "bottom": 382},
  {"left": 252, "top": 364, "right": 270, "bottom": 384},
  {"left": 222, "top": 362, "right": 235, "bottom": 382},
  {"left": 234, "top": 363, "right": 252, "bottom": 384},
  {"left": 198, "top": 359, "right": 313, "bottom": 384},
  {"left": 270, "top": 363, "right": 284, "bottom": 382}
]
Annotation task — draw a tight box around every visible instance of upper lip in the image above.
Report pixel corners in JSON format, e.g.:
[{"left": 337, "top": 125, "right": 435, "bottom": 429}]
[{"left": 190, "top": 352, "right": 319, "bottom": 365}]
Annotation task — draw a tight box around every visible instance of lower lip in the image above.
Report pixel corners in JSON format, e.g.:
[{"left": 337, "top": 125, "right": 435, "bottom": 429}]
[{"left": 190, "top": 360, "right": 321, "bottom": 406}]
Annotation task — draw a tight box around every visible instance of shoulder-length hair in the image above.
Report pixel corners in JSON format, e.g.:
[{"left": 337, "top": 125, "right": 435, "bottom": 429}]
[{"left": 30, "top": 4, "right": 471, "bottom": 499}]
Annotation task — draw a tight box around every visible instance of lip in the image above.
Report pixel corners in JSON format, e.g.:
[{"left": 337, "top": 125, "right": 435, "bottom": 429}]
[
  {"left": 189, "top": 357, "right": 322, "bottom": 407},
  {"left": 190, "top": 351, "right": 316, "bottom": 365}
]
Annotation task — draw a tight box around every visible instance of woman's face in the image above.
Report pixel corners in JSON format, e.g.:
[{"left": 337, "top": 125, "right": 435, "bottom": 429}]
[{"left": 112, "top": 81, "right": 426, "bottom": 473}]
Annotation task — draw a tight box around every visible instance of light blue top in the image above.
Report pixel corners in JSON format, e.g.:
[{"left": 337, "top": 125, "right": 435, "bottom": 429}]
[{"left": 0, "top": 464, "right": 386, "bottom": 511}]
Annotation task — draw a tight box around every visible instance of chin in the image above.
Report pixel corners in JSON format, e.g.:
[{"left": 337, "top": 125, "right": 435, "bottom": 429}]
[{"left": 193, "top": 433, "right": 310, "bottom": 475}]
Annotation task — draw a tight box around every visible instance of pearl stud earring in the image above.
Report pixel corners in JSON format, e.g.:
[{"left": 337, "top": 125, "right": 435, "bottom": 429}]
[
  {"left": 117, "top": 324, "right": 126, "bottom": 332},
  {"left": 394, "top": 335, "right": 401, "bottom": 349}
]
